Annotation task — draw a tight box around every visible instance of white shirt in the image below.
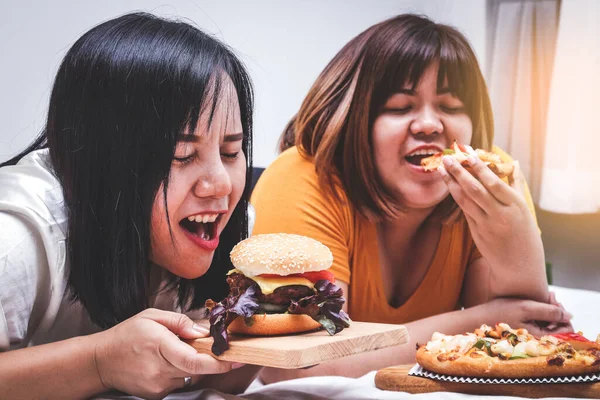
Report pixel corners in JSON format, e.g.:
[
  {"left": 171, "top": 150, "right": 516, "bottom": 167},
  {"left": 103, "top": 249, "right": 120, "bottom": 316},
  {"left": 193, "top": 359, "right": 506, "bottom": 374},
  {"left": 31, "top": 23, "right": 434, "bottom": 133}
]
[{"left": 0, "top": 149, "right": 188, "bottom": 352}]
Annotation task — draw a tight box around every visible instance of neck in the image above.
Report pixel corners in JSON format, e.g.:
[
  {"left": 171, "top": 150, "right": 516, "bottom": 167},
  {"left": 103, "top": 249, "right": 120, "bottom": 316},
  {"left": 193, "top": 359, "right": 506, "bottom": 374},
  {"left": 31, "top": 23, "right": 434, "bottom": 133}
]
[{"left": 378, "top": 205, "right": 437, "bottom": 235}]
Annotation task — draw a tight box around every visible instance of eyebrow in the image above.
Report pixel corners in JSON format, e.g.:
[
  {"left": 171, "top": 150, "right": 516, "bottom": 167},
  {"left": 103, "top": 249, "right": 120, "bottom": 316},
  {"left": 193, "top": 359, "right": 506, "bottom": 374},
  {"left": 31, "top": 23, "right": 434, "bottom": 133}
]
[
  {"left": 224, "top": 132, "right": 244, "bottom": 142},
  {"left": 179, "top": 132, "right": 244, "bottom": 143},
  {"left": 394, "top": 87, "right": 457, "bottom": 96}
]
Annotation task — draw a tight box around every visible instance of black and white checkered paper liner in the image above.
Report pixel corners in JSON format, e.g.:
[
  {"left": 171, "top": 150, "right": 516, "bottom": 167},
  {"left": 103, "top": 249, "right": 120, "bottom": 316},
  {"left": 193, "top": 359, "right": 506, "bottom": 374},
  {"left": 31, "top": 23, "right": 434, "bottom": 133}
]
[{"left": 409, "top": 363, "right": 600, "bottom": 384}]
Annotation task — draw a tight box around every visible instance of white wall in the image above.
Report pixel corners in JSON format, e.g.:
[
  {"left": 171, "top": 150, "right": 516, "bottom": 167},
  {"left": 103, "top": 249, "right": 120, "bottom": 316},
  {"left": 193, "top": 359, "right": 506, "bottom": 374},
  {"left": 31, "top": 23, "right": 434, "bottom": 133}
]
[{"left": 0, "top": 0, "right": 486, "bottom": 167}]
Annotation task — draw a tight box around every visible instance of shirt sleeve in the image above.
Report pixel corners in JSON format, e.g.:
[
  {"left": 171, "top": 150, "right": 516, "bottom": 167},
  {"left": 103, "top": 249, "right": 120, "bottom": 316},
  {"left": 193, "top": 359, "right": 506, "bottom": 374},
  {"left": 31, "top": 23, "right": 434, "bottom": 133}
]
[
  {"left": 250, "top": 150, "right": 353, "bottom": 284},
  {"left": 0, "top": 212, "right": 51, "bottom": 351}
]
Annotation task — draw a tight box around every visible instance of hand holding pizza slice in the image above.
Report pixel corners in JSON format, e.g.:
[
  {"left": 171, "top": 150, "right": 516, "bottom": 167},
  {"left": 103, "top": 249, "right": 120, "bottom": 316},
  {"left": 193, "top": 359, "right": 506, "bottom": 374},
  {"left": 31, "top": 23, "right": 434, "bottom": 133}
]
[
  {"left": 430, "top": 142, "right": 549, "bottom": 306},
  {"left": 416, "top": 323, "right": 600, "bottom": 378}
]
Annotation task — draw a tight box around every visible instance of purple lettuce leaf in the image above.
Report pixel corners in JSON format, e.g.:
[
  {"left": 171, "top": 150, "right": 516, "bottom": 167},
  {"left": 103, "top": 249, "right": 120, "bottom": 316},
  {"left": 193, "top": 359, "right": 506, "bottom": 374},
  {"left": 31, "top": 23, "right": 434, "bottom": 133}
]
[
  {"left": 207, "top": 284, "right": 259, "bottom": 355},
  {"left": 288, "top": 280, "right": 351, "bottom": 335}
]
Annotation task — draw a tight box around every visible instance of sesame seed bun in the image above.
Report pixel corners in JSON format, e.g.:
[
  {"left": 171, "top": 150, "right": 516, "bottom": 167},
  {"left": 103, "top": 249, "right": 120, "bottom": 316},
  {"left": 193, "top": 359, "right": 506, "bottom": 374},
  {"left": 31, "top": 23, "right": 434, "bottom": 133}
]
[
  {"left": 228, "top": 313, "right": 322, "bottom": 336},
  {"left": 230, "top": 233, "right": 333, "bottom": 277}
]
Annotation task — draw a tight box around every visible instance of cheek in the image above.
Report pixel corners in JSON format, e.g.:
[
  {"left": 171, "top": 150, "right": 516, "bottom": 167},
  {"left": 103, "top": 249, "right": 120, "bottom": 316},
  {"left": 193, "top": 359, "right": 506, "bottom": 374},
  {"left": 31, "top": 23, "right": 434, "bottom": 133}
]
[
  {"left": 229, "top": 155, "right": 247, "bottom": 201},
  {"left": 149, "top": 189, "right": 169, "bottom": 262},
  {"left": 372, "top": 116, "right": 408, "bottom": 166},
  {"left": 450, "top": 116, "right": 474, "bottom": 143}
]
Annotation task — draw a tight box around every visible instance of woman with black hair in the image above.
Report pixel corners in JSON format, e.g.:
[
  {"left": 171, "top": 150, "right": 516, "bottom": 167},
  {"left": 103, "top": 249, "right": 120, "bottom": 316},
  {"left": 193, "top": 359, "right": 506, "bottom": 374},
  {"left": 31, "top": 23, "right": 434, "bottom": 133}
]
[{"left": 0, "top": 13, "right": 259, "bottom": 398}]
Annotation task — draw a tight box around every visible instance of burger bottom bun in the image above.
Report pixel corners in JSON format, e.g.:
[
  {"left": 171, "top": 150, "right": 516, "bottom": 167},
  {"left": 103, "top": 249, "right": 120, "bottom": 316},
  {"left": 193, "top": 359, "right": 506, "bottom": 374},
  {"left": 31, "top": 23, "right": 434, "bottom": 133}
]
[{"left": 228, "top": 313, "right": 322, "bottom": 336}]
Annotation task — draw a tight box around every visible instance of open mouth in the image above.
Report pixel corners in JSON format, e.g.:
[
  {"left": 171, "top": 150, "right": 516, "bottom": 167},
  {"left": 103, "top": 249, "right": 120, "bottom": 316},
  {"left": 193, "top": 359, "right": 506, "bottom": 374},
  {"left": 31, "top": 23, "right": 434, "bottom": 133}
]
[
  {"left": 179, "top": 214, "right": 222, "bottom": 241},
  {"left": 405, "top": 149, "right": 439, "bottom": 166}
]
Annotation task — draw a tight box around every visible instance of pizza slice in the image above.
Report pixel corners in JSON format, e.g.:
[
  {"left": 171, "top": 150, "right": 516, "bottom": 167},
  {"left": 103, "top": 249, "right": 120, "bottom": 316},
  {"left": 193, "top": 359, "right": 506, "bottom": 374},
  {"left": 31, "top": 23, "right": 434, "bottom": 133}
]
[
  {"left": 421, "top": 141, "right": 514, "bottom": 179},
  {"left": 416, "top": 323, "right": 600, "bottom": 378}
]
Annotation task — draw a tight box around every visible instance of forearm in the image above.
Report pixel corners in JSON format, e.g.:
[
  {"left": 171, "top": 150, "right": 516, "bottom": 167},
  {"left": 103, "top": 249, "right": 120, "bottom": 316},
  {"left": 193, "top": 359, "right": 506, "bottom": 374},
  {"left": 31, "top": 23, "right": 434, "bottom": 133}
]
[
  {"left": 197, "top": 365, "right": 261, "bottom": 394},
  {"left": 261, "top": 306, "right": 488, "bottom": 383},
  {"left": 491, "top": 253, "right": 549, "bottom": 304},
  {"left": 0, "top": 333, "right": 106, "bottom": 400},
  {"left": 467, "top": 254, "right": 549, "bottom": 306}
]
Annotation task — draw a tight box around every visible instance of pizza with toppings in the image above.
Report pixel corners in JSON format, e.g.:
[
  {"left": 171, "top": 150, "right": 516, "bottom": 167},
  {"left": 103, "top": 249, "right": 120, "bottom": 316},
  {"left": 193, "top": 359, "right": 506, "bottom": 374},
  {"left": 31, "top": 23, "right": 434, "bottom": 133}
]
[
  {"left": 416, "top": 323, "right": 600, "bottom": 378},
  {"left": 421, "top": 141, "right": 514, "bottom": 179}
]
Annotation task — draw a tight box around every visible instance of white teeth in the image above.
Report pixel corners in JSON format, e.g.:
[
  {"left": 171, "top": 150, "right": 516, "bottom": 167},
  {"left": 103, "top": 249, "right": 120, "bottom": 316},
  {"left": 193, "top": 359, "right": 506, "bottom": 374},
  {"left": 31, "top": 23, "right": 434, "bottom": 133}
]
[
  {"left": 200, "top": 231, "right": 210, "bottom": 241},
  {"left": 187, "top": 213, "right": 219, "bottom": 223},
  {"left": 407, "top": 149, "right": 439, "bottom": 157}
]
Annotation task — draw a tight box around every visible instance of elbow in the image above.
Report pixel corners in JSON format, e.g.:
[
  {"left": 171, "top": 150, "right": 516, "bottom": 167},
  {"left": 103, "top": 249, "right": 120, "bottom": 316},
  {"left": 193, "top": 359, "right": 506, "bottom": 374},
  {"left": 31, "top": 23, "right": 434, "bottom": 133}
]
[{"left": 489, "top": 280, "right": 549, "bottom": 303}]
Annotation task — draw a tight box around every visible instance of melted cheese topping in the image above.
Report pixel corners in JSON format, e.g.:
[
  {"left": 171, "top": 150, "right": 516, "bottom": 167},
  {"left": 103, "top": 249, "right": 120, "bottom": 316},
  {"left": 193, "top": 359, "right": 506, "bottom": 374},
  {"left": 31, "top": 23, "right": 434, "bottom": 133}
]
[
  {"left": 227, "top": 269, "right": 314, "bottom": 295},
  {"left": 426, "top": 333, "right": 478, "bottom": 354}
]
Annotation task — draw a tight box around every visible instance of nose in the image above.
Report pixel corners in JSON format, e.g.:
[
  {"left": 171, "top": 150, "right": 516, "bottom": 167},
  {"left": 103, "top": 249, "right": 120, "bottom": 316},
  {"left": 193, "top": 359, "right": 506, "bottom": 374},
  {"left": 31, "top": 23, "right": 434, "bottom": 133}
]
[
  {"left": 410, "top": 106, "right": 443, "bottom": 136},
  {"left": 193, "top": 161, "right": 233, "bottom": 199}
]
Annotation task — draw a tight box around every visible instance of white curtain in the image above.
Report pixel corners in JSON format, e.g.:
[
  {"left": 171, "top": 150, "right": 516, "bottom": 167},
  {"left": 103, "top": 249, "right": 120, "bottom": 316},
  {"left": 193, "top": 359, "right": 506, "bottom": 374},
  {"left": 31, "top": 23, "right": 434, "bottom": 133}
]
[
  {"left": 487, "top": 0, "right": 559, "bottom": 203},
  {"left": 538, "top": 0, "right": 600, "bottom": 213}
]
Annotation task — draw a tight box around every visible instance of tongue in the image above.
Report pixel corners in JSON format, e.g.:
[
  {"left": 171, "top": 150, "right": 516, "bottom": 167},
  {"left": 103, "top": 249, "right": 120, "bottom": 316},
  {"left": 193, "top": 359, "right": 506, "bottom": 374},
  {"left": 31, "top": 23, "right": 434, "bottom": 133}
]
[
  {"left": 197, "top": 223, "right": 212, "bottom": 241},
  {"left": 406, "top": 155, "right": 430, "bottom": 165}
]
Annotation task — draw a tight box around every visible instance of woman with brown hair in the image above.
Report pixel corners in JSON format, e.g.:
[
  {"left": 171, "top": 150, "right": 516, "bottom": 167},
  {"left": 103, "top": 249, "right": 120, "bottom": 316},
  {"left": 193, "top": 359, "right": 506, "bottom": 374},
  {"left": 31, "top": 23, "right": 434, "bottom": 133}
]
[{"left": 252, "top": 14, "right": 572, "bottom": 380}]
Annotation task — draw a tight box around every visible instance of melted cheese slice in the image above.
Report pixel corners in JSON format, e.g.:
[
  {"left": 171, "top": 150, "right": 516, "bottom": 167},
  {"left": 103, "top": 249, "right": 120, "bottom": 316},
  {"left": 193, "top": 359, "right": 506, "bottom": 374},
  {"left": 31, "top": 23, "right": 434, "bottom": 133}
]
[{"left": 227, "top": 269, "right": 314, "bottom": 295}]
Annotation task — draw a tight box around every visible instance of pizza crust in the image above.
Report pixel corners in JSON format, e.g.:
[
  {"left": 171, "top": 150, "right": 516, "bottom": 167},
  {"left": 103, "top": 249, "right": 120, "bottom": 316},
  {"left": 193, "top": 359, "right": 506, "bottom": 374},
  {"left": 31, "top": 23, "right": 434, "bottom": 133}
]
[{"left": 416, "top": 346, "right": 600, "bottom": 378}]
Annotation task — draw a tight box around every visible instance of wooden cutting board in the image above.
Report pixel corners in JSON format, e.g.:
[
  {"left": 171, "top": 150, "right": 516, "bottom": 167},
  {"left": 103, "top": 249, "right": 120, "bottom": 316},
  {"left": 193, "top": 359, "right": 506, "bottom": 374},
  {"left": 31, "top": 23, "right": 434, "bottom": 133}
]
[
  {"left": 188, "top": 321, "right": 407, "bottom": 369},
  {"left": 375, "top": 364, "right": 600, "bottom": 398}
]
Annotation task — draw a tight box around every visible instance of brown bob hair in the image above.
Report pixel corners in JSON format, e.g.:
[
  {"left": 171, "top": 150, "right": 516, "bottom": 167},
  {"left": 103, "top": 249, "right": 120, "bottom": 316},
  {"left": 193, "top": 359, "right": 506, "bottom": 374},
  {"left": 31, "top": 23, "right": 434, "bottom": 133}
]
[{"left": 280, "top": 14, "right": 493, "bottom": 220}]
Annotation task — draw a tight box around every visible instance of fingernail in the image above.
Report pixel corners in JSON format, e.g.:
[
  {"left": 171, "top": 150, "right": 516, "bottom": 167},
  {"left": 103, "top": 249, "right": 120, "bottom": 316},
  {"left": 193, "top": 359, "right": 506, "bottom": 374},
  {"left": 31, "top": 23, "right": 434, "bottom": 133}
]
[
  {"left": 437, "top": 166, "right": 448, "bottom": 177},
  {"left": 442, "top": 156, "right": 453, "bottom": 167},
  {"left": 467, "top": 155, "right": 476, "bottom": 166},
  {"left": 232, "top": 363, "right": 245, "bottom": 369},
  {"left": 564, "top": 311, "right": 574, "bottom": 321},
  {"left": 192, "top": 323, "right": 210, "bottom": 334}
]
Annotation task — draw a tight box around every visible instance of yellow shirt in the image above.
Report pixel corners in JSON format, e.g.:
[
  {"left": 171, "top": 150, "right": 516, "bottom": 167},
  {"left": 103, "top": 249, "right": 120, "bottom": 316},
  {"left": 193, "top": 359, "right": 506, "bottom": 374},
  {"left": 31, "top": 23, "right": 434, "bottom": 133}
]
[{"left": 250, "top": 147, "right": 536, "bottom": 324}]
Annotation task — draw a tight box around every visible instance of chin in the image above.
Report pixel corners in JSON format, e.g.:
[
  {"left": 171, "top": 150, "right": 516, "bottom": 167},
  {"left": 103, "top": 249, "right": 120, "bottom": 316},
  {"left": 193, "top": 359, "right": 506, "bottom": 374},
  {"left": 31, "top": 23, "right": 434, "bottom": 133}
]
[
  {"left": 397, "top": 186, "right": 449, "bottom": 210},
  {"left": 166, "top": 256, "right": 213, "bottom": 280}
]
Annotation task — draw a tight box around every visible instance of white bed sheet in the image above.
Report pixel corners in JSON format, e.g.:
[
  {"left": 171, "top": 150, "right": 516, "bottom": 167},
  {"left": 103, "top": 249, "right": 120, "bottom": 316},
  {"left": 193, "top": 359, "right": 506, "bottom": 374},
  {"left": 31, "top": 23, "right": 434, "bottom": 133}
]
[{"left": 241, "top": 285, "right": 600, "bottom": 400}]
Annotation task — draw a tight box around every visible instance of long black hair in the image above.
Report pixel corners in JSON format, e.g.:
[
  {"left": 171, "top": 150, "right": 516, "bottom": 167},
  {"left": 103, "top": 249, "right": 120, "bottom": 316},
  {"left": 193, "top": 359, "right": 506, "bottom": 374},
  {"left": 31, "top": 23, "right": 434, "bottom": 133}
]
[{"left": 0, "top": 13, "right": 253, "bottom": 328}]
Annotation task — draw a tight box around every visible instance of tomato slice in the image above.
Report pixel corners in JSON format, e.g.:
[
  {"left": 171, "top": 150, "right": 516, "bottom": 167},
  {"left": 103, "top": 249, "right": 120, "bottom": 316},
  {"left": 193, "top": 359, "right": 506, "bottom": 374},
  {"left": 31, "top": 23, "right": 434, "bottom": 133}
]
[
  {"left": 551, "top": 333, "right": 590, "bottom": 342},
  {"left": 258, "top": 270, "right": 335, "bottom": 284},
  {"left": 550, "top": 332, "right": 600, "bottom": 350}
]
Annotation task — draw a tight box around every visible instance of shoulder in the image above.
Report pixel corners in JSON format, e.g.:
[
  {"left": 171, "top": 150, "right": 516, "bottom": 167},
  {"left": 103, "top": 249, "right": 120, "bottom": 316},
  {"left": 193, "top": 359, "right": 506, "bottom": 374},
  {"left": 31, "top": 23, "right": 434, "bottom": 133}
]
[
  {"left": 252, "top": 146, "right": 350, "bottom": 207},
  {"left": 0, "top": 212, "right": 59, "bottom": 350},
  {"left": 256, "top": 147, "right": 319, "bottom": 184},
  {"left": 0, "top": 149, "right": 67, "bottom": 224}
]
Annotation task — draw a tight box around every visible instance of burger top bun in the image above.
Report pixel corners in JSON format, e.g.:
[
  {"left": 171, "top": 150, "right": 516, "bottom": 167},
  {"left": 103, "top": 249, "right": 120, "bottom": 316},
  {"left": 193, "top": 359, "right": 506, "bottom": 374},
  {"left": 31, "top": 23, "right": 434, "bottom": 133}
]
[{"left": 230, "top": 233, "right": 333, "bottom": 277}]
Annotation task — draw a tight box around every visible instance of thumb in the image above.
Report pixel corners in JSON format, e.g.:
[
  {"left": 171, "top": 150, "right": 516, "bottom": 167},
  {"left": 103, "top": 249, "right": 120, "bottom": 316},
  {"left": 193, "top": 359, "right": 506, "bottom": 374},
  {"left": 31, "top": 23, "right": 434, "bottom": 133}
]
[
  {"left": 510, "top": 160, "right": 525, "bottom": 195},
  {"left": 143, "top": 309, "right": 210, "bottom": 339}
]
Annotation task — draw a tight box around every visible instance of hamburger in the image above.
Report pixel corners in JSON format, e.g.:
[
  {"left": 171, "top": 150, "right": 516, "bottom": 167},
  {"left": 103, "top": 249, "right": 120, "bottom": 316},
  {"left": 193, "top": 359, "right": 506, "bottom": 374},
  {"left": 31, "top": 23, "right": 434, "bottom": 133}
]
[{"left": 206, "top": 233, "right": 351, "bottom": 355}]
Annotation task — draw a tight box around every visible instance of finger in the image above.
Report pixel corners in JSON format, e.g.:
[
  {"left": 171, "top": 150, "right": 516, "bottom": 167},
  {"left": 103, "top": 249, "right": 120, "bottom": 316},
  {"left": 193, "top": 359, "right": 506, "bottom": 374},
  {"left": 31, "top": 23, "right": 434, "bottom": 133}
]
[
  {"left": 441, "top": 156, "right": 496, "bottom": 214},
  {"left": 170, "top": 375, "right": 203, "bottom": 390},
  {"left": 142, "top": 309, "right": 210, "bottom": 339},
  {"left": 552, "top": 323, "right": 574, "bottom": 334},
  {"left": 524, "top": 301, "right": 573, "bottom": 323},
  {"left": 510, "top": 160, "right": 525, "bottom": 195},
  {"left": 159, "top": 335, "right": 234, "bottom": 375},
  {"left": 439, "top": 166, "right": 487, "bottom": 221},
  {"left": 464, "top": 155, "right": 513, "bottom": 206},
  {"left": 548, "top": 291, "right": 558, "bottom": 306}
]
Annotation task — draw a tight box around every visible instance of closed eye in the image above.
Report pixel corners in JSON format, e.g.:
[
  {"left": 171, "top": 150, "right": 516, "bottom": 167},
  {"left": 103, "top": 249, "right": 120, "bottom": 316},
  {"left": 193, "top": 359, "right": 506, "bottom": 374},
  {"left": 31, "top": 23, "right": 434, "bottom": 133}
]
[
  {"left": 174, "top": 154, "right": 195, "bottom": 165},
  {"left": 440, "top": 106, "right": 465, "bottom": 113},
  {"left": 383, "top": 106, "right": 412, "bottom": 115},
  {"left": 221, "top": 152, "right": 240, "bottom": 160}
]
